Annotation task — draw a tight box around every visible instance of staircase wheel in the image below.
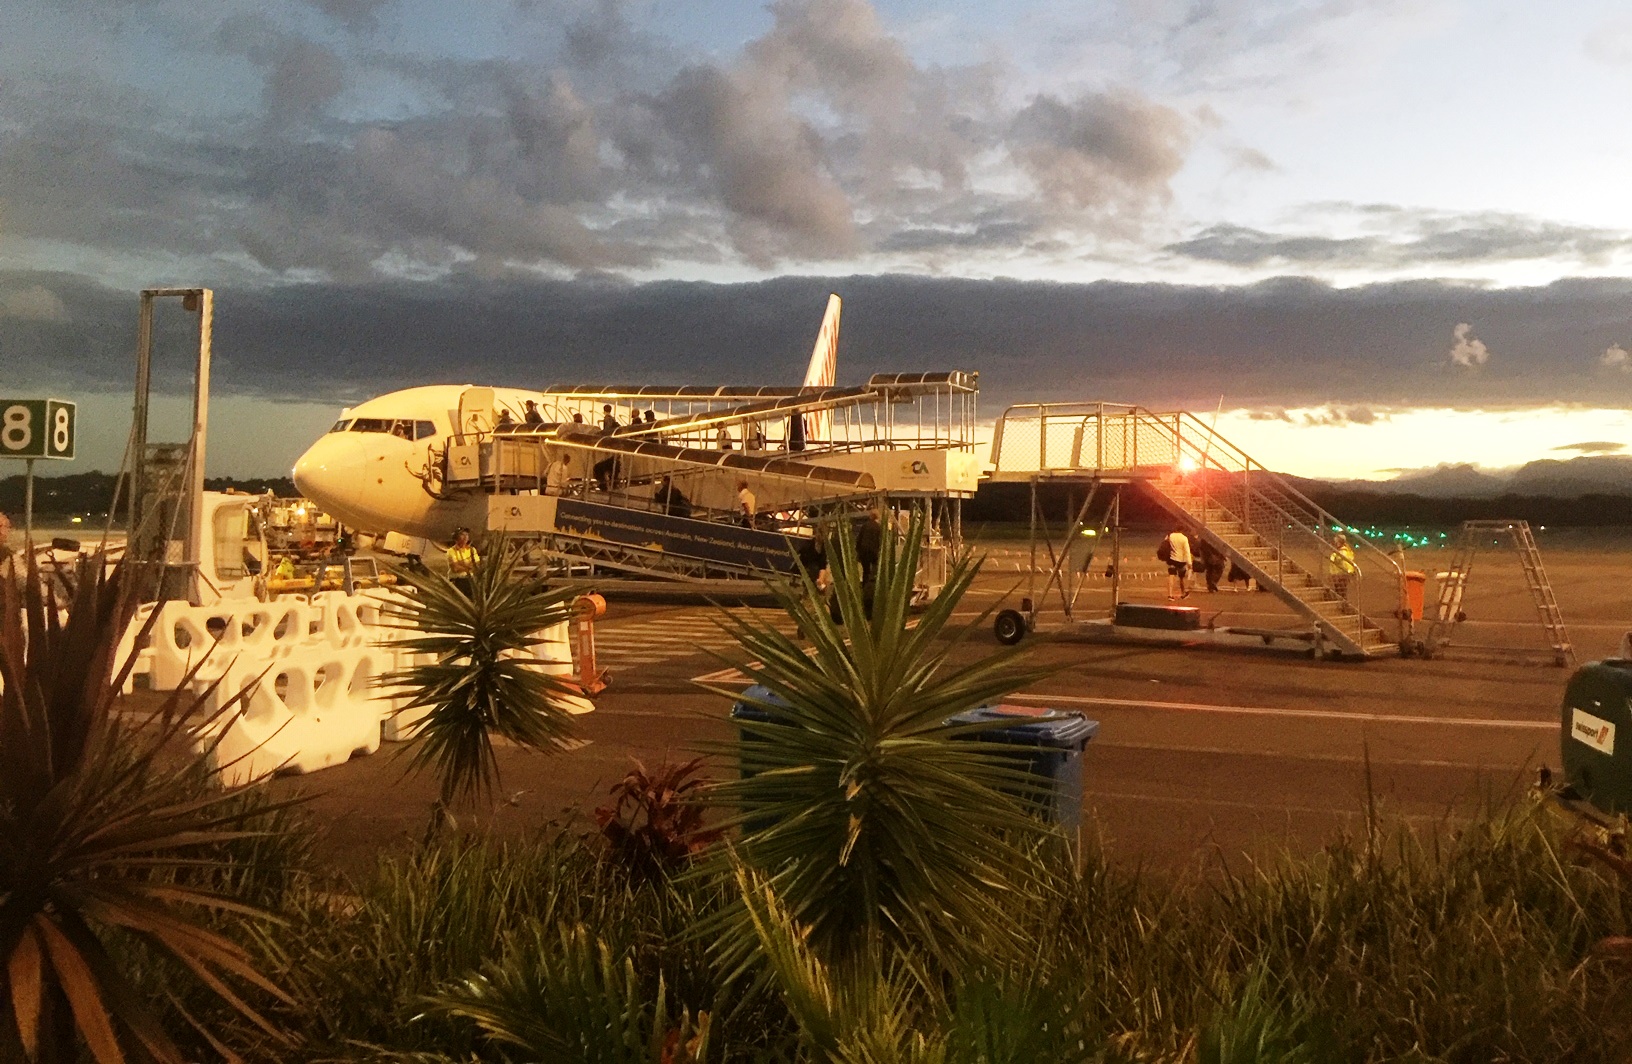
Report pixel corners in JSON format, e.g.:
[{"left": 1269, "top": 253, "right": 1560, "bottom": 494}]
[{"left": 994, "top": 609, "right": 1027, "bottom": 646}]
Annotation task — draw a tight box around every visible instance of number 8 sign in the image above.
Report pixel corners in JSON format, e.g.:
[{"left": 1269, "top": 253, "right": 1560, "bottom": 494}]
[{"left": 0, "top": 398, "right": 76, "bottom": 460}]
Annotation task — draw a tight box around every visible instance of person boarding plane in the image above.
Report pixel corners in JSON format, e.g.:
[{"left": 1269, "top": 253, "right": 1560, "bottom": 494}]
[{"left": 291, "top": 295, "right": 845, "bottom": 545}]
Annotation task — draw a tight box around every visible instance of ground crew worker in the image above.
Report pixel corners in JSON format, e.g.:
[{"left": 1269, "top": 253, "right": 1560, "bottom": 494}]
[
  {"left": 274, "top": 555, "right": 296, "bottom": 582},
  {"left": 1327, "top": 533, "right": 1358, "bottom": 597},
  {"left": 447, "top": 528, "right": 480, "bottom": 597}
]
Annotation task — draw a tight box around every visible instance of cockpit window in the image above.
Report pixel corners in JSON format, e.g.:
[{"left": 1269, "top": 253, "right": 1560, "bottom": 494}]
[
  {"left": 348, "top": 417, "right": 435, "bottom": 439},
  {"left": 330, "top": 419, "right": 352, "bottom": 433}
]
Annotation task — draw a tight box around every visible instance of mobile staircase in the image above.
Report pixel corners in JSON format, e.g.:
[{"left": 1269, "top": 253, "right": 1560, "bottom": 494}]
[
  {"left": 989, "top": 403, "right": 1403, "bottom": 658},
  {"left": 1425, "top": 520, "right": 1573, "bottom": 666}
]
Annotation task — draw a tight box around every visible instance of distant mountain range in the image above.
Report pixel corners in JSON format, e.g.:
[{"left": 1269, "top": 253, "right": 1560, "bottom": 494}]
[{"left": 1329, "top": 455, "right": 1632, "bottom": 498}]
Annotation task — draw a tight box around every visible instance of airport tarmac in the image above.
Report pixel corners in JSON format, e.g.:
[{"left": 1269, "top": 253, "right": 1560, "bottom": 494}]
[{"left": 266, "top": 531, "right": 1625, "bottom": 877}]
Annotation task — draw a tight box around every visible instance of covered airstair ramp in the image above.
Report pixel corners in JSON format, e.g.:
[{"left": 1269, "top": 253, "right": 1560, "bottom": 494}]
[
  {"left": 989, "top": 403, "right": 1403, "bottom": 658},
  {"left": 432, "top": 373, "right": 981, "bottom": 585}
]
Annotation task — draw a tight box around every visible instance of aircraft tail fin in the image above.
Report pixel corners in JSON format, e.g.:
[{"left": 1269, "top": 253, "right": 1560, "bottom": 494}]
[
  {"left": 803, "top": 293, "right": 840, "bottom": 389},
  {"left": 800, "top": 294, "right": 840, "bottom": 444}
]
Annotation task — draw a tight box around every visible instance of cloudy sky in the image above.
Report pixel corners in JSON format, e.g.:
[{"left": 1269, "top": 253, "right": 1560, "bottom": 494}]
[{"left": 5, "top": 0, "right": 1632, "bottom": 478}]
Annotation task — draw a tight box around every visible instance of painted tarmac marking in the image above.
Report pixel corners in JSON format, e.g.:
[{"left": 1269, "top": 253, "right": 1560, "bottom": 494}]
[{"left": 1005, "top": 692, "right": 1555, "bottom": 731}]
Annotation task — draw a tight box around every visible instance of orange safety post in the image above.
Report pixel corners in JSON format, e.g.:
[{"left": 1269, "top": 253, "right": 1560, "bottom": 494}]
[
  {"left": 1401, "top": 571, "right": 1426, "bottom": 622},
  {"left": 572, "top": 593, "right": 609, "bottom": 696}
]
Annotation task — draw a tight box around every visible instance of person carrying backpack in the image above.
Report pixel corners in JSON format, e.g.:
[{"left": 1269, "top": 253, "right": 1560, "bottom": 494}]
[{"left": 1159, "top": 526, "right": 1192, "bottom": 601}]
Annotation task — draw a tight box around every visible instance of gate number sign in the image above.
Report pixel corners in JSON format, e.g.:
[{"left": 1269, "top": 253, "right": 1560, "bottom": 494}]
[{"left": 0, "top": 398, "right": 76, "bottom": 460}]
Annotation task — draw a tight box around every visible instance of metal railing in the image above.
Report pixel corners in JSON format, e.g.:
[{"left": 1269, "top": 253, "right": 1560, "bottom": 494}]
[{"left": 991, "top": 402, "right": 1402, "bottom": 642}]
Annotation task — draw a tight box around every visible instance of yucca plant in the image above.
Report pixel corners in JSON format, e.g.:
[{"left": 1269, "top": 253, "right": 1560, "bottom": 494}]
[
  {"left": 382, "top": 538, "right": 584, "bottom": 822},
  {"left": 426, "top": 922, "right": 714, "bottom": 1063},
  {"left": 702, "top": 509, "right": 1053, "bottom": 971},
  {"left": 0, "top": 552, "right": 294, "bottom": 1063}
]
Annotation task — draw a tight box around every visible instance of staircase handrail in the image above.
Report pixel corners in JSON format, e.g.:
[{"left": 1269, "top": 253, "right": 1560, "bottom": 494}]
[
  {"left": 1154, "top": 409, "right": 1402, "bottom": 582},
  {"left": 988, "top": 401, "right": 1401, "bottom": 582}
]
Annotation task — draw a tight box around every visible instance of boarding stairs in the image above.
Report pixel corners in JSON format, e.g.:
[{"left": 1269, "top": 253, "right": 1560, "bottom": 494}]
[
  {"left": 1426, "top": 520, "right": 1573, "bottom": 666},
  {"left": 990, "top": 403, "right": 1401, "bottom": 658}
]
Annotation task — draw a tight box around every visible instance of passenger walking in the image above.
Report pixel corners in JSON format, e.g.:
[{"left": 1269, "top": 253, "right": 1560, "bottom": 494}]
[
  {"left": 495, "top": 409, "right": 517, "bottom": 431},
  {"left": 1159, "top": 526, "right": 1192, "bottom": 600},
  {"left": 545, "top": 452, "right": 571, "bottom": 495},
  {"left": 1195, "top": 538, "right": 1226, "bottom": 593},
  {"left": 1327, "top": 533, "right": 1358, "bottom": 597},
  {"left": 446, "top": 528, "right": 480, "bottom": 597},
  {"left": 600, "top": 404, "right": 619, "bottom": 433},
  {"left": 717, "top": 424, "right": 734, "bottom": 450},
  {"left": 736, "top": 479, "right": 757, "bottom": 528},
  {"left": 856, "top": 508, "right": 884, "bottom": 584},
  {"left": 654, "top": 476, "right": 692, "bottom": 518},
  {"left": 523, "top": 401, "right": 544, "bottom": 426}
]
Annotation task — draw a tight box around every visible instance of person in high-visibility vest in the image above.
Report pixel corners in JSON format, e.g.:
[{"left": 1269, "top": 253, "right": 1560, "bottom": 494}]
[
  {"left": 447, "top": 528, "right": 480, "bottom": 597},
  {"left": 1327, "top": 533, "right": 1358, "bottom": 598}
]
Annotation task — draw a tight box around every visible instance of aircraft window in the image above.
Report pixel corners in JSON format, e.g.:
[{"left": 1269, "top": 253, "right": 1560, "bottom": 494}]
[
  {"left": 350, "top": 418, "right": 394, "bottom": 433},
  {"left": 390, "top": 420, "right": 415, "bottom": 440},
  {"left": 415, "top": 420, "right": 437, "bottom": 440},
  {"left": 330, "top": 419, "right": 352, "bottom": 433}
]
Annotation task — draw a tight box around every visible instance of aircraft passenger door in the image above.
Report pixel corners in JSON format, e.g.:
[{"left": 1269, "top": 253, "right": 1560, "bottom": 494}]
[{"left": 458, "top": 387, "right": 497, "bottom": 440}]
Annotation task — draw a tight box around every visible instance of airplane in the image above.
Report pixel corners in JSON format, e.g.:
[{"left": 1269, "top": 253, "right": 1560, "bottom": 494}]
[{"left": 291, "top": 295, "right": 844, "bottom": 545}]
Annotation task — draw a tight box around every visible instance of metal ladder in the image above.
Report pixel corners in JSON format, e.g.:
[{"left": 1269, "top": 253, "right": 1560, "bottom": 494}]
[{"left": 1429, "top": 520, "right": 1573, "bottom": 666}]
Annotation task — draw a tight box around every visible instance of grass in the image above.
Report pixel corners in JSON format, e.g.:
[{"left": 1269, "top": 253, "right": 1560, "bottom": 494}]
[{"left": 120, "top": 791, "right": 1632, "bottom": 1062}]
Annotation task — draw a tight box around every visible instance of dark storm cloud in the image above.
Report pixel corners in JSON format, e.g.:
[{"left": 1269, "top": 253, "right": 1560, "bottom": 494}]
[
  {"left": 1169, "top": 211, "right": 1632, "bottom": 269},
  {"left": 9, "top": 271, "right": 1632, "bottom": 413},
  {"left": 1009, "top": 92, "right": 1190, "bottom": 220},
  {"left": 1, "top": 0, "right": 1191, "bottom": 280}
]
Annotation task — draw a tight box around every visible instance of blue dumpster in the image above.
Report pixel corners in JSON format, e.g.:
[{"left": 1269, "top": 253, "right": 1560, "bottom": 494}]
[
  {"left": 945, "top": 703, "right": 1097, "bottom": 831},
  {"left": 729, "top": 686, "right": 1098, "bottom": 830}
]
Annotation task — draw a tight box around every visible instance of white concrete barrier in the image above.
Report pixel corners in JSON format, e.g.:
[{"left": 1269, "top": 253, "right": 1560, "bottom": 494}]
[
  {"left": 512, "top": 620, "right": 594, "bottom": 715},
  {"left": 146, "top": 598, "right": 312, "bottom": 691},
  {"left": 197, "top": 644, "right": 385, "bottom": 786}
]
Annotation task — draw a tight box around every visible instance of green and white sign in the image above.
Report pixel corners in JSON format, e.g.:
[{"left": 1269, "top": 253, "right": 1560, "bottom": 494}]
[{"left": 0, "top": 398, "right": 76, "bottom": 460}]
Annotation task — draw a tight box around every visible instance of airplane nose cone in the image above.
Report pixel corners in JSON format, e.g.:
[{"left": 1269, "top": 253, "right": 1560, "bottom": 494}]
[{"left": 293, "top": 433, "right": 371, "bottom": 517}]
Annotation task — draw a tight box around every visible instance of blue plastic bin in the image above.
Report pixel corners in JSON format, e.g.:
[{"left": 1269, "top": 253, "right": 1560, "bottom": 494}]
[
  {"left": 729, "top": 686, "right": 1097, "bottom": 830},
  {"left": 944, "top": 704, "right": 1097, "bottom": 830}
]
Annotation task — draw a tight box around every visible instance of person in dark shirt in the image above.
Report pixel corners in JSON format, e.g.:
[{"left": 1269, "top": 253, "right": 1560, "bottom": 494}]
[
  {"left": 495, "top": 409, "right": 517, "bottom": 431},
  {"left": 601, "top": 405, "right": 620, "bottom": 433},
  {"left": 523, "top": 401, "right": 544, "bottom": 426},
  {"left": 653, "top": 476, "right": 692, "bottom": 518},
  {"left": 855, "top": 508, "right": 884, "bottom": 583},
  {"left": 1194, "top": 537, "right": 1227, "bottom": 593}
]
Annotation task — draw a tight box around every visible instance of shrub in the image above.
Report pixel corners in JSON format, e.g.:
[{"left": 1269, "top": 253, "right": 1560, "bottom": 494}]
[
  {"left": 595, "top": 758, "right": 724, "bottom": 883},
  {"left": 702, "top": 510, "right": 1052, "bottom": 972},
  {"left": 383, "top": 538, "right": 584, "bottom": 821},
  {"left": 0, "top": 553, "right": 296, "bottom": 1062}
]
